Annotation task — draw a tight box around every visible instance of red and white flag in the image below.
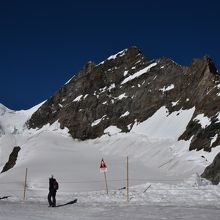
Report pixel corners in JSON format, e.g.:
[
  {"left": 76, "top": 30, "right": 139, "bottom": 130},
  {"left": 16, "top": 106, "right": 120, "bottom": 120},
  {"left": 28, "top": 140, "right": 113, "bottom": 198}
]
[{"left": 100, "top": 158, "right": 107, "bottom": 172}]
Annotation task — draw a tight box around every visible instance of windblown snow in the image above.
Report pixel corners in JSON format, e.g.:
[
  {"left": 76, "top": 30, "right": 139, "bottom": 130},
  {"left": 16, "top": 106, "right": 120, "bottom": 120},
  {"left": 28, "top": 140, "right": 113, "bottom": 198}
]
[
  {"left": 121, "top": 63, "right": 157, "bottom": 85},
  {"left": 0, "top": 103, "right": 220, "bottom": 220}
]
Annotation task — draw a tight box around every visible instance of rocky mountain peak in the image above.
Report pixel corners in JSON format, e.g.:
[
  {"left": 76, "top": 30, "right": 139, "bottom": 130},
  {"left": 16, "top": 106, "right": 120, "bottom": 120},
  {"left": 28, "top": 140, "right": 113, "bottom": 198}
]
[
  {"left": 98, "top": 47, "right": 144, "bottom": 68},
  {"left": 28, "top": 48, "right": 220, "bottom": 150}
]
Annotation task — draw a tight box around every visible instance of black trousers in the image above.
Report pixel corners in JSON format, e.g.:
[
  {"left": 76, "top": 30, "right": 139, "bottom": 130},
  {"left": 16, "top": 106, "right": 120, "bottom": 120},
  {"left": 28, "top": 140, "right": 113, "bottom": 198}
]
[{"left": 48, "top": 190, "right": 56, "bottom": 207}]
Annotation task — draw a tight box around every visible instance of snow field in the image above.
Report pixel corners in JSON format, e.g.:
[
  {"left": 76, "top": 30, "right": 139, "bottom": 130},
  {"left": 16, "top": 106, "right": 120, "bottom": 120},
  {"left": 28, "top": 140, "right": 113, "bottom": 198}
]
[
  {"left": 1, "top": 177, "right": 220, "bottom": 220},
  {"left": 1, "top": 103, "right": 220, "bottom": 219}
]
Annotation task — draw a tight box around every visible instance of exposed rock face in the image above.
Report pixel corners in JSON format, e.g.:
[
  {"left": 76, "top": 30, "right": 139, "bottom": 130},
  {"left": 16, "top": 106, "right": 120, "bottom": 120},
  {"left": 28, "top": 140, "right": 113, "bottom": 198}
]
[
  {"left": 28, "top": 47, "right": 220, "bottom": 150},
  {"left": 1, "top": 146, "right": 21, "bottom": 173},
  {"left": 201, "top": 152, "right": 220, "bottom": 184}
]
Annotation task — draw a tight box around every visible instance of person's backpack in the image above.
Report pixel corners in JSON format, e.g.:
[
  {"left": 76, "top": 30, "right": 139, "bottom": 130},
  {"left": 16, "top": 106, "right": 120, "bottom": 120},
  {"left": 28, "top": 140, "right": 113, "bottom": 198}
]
[{"left": 53, "top": 179, "right": 59, "bottom": 190}]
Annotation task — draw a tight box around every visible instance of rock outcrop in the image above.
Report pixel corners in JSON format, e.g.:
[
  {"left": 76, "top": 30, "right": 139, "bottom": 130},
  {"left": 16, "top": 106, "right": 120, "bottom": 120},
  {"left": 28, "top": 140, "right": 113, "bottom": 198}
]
[
  {"left": 201, "top": 152, "right": 220, "bottom": 184},
  {"left": 1, "top": 146, "right": 21, "bottom": 173}
]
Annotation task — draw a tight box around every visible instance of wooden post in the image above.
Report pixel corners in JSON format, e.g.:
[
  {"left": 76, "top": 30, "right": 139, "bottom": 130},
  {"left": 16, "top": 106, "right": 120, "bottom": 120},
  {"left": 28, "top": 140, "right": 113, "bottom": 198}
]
[
  {"left": 104, "top": 171, "right": 108, "bottom": 194},
  {"left": 126, "top": 156, "right": 129, "bottom": 202},
  {"left": 23, "top": 168, "right": 28, "bottom": 201}
]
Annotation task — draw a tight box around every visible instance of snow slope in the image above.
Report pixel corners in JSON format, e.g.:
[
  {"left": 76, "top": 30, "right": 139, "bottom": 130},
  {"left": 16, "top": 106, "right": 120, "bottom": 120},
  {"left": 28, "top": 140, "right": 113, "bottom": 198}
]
[
  {"left": 0, "top": 103, "right": 219, "bottom": 194},
  {"left": 0, "top": 103, "right": 220, "bottom": 219},
  {"left": 0, "top": 103, "right": 43, "bottom": 167}
]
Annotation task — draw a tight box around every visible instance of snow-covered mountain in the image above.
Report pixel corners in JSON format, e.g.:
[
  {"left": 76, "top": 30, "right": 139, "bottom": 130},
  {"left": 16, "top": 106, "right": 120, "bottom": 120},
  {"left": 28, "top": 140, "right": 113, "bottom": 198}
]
[{"left": 0, "top": 47, "right": 220, "bottom": 202}]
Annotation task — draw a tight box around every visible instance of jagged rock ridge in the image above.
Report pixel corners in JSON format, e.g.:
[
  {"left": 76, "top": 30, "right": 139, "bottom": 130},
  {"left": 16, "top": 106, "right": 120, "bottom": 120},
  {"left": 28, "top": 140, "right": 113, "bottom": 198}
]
[{"left": 28, "top": 47, "right": 220, "bottom": 152}]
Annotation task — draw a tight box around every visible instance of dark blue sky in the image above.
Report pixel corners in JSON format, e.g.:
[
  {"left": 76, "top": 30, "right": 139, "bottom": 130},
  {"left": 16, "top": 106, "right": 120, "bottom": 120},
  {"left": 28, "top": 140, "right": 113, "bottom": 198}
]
[{"left": 1, "top": 0, "right": 220, "bottom": 110}]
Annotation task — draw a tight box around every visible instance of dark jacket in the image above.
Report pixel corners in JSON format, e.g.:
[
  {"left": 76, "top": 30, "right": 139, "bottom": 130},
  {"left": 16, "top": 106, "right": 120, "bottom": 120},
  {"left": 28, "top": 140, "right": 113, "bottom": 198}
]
[{"left": 49, "top": 177, "right": 56, "bottom": 192}]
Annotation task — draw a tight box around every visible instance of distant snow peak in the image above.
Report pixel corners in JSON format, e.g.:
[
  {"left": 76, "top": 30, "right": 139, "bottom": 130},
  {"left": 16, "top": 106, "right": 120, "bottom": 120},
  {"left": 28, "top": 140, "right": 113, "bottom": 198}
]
[
  {"left": 194, "top": 114, "right": 211, "bottom": 129},
  {"left": 0, "top": 105, "right": 7, "bottom": 116},
  {"left": 0, "top": 103, "right": 13, "bottom": 115},
  {"left": 0, "top": 102, "right": 43, "bottom": 137},
  {"left": 121, "top": 62, "right": 157, "bottom": 85}
]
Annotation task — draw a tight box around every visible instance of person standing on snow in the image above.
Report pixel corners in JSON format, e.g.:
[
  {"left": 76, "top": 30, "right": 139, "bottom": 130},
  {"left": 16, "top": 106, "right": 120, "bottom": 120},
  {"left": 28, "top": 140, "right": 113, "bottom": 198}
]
[{"left": 48, "top": 175, "right": 59, "bottom": 207}]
